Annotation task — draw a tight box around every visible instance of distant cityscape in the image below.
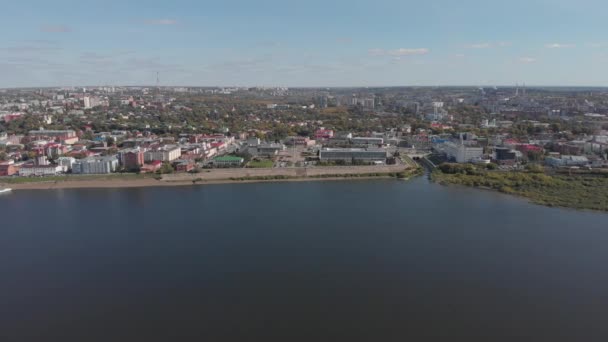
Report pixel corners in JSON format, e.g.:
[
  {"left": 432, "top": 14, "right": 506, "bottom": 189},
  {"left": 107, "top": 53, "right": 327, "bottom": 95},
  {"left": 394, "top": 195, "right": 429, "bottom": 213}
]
[{"left": 1, "top": 85, "right": 608, "bottom": 180}]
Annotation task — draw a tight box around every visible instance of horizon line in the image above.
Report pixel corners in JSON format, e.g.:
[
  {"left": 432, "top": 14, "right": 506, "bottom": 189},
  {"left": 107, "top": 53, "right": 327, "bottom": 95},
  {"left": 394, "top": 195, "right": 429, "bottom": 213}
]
[{"left": 2, "top": 84, "right": 608, "bottom": 90}]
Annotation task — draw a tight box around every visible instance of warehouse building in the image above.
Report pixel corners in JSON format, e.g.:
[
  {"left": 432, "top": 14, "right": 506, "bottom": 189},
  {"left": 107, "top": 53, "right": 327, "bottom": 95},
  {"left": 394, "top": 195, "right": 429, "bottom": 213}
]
[{"left": 319, "top": 148, "right": 387, "bottom": 164}]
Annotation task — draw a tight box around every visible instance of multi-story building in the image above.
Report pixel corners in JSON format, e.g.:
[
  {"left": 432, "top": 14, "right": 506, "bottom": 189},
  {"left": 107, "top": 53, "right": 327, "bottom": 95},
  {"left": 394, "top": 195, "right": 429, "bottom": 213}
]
[
  {"left": 19, "top": 164, "right": 62, "bottom": 176},
  {"left": 0, "top": 162, "right": 17, "bottom": 176},
  {"left": 122, "top": 150, "right": 145, "bottom": 170},
  {"left": 29, "top": 129, "right": 76, "bottom": 140},
  {"left": 56, "top": 157, "right": 76, "bottom": 172},
  {"left": 319, "top": 148, "right": 387, "bottom": 164},
  {"left": 440, "top": 141, "right": 484, "bottom": 163},
  {"left": 72, "top": 156, "right": 118, "bottom": 174},
  {"left": 144, "top": 145, "right": 181, "bottom": 162}
]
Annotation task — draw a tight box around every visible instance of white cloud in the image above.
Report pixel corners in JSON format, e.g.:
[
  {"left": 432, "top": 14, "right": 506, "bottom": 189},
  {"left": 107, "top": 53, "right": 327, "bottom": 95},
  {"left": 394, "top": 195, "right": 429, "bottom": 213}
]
[
  {"left": 518, "top": 57, "right": 537, "bottom": 64},
  {"left": 586, "top": 43, "right": 605, "bottom": 48},
  {"left": 453, "top": 53, "right": 466, "bottom": 58},
  {"left": 369, "top": 48, "right": 429, "bottom": 56},
  {"left": 545, "top": 43, "right": 575, "bottom": 49},
  {"left": 144, "top": 19, "right": 178, "bottom": 25}
]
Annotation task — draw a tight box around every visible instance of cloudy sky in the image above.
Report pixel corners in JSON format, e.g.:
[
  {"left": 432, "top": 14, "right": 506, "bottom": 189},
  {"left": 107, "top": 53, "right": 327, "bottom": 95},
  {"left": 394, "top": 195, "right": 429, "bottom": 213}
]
[{"left": 1, "top": 0, "right": 607, "bottom": 87}]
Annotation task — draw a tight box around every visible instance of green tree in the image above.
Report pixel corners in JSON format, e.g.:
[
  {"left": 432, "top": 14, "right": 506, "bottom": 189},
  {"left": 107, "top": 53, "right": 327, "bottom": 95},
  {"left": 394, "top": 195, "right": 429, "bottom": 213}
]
[{"left": 159, "top": 162, "right": 174, "bottom": 174}]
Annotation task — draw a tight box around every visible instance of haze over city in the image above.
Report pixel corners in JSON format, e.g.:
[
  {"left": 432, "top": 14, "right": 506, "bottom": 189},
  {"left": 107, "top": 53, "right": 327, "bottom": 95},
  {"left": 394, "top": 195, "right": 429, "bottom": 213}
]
[{"left": 2, "top": 0, "right": 607, "bottom": 88}]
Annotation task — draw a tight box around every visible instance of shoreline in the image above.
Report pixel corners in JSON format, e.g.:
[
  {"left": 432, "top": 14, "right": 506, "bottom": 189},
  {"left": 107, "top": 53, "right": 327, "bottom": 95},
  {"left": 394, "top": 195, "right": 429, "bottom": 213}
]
[
  {"left": 431, "top": 170, "right": 608, "bottom": 213},
  {"left": 2, "top": 174, "right": 417, "bottom": 191},
  {"left": 2, "top": 165, "right": 420, "bottom": 191}
]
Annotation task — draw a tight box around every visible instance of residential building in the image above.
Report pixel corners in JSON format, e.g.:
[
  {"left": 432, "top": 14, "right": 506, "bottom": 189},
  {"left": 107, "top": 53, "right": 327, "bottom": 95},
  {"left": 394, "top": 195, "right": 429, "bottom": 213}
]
[
  {"left": 144, "top": 145, "right": 181, "bottom": 162},
  {"left": 29, "top": 129, "right": 76, "bottom": 140},
  {"left": 141, "top": 161, "right": 162, "bottom": 173},
  {"left": 73, "top": 156, "right": 118, "bottom": 174},
  {"left": 122, "top": 150, "right": 145, "bottom": 170},
  {"left": 19, "top": 164, "right": 62, "bottom": 176},
  {"left": 0, "top": 163, "right": 17, "bottom": 176},
  {"left": 56, "top": 157, "right": 76, "bottom": 172},
  {"left": 175, "top": 160, "right": 195, "bottom": 172}
]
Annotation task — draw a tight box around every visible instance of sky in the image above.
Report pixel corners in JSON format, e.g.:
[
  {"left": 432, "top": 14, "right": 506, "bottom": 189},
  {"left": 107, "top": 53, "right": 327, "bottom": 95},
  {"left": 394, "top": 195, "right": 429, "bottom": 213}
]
[{"left": 1, "top": 0, "right": 607, "bottom": 87}]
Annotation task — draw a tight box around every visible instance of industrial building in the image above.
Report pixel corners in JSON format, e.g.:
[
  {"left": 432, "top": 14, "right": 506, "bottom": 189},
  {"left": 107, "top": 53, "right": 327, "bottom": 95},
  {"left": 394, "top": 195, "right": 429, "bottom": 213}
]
[
  {"left": 213, "top": 155, "right": 245, "bottom": 167},
  {"left": 319, "top": 148, "right": 387, "bottom": 164},
  {"left": 350, "top": 137, "right": 384, "bottom": 146}
]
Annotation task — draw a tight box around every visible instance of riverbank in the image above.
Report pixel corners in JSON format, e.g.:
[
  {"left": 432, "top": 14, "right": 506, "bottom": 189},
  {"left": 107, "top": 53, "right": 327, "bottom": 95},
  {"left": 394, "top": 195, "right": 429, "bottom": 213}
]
[
  {"left": 2, "top": 165, "right": 422, "bottom": 190},
  {"left": 432, "top": 166, "right": 608, "bottom": 212}
]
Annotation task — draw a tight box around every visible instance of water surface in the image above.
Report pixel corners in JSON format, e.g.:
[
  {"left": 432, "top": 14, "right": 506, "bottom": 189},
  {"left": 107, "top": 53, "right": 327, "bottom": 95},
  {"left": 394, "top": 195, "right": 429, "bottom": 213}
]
[{"left": 1, "top": 178, "right": 607, "bottom": 341}]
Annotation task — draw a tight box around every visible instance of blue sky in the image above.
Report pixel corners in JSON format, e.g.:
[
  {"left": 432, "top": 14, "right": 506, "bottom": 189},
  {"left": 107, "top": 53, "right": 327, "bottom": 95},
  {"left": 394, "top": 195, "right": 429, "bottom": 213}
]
[{"left": 1, "top": 0, "right": 607, "bottom": 87}]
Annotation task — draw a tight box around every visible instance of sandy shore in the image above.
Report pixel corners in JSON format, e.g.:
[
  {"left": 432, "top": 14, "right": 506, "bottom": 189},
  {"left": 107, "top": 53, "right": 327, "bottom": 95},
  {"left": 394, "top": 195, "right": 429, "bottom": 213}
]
[
  {"left": 2, "top": 165, "right": 416, "bottom": 191},
  {"left": 1, "top": 175, "right": 411, "bottom": 191}
]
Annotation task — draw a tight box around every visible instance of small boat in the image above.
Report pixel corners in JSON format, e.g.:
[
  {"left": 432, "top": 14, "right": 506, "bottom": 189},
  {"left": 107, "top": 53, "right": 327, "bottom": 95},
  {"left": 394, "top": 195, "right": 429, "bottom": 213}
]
[{"left": 0, "top": 188, "right": 12, "bottom": 194}]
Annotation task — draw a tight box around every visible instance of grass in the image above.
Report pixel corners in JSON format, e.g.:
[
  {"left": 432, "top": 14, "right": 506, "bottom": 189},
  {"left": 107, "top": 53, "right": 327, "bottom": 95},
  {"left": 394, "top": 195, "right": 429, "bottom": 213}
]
[
  {"left": 246, "top": 160, "right": 274, "bottom": 168},
  {"left": 432, "top": 164, "right": 608, "bottom": 211},
  {"left": 229, "top": 167, "right": 424, "bottom": 182}
]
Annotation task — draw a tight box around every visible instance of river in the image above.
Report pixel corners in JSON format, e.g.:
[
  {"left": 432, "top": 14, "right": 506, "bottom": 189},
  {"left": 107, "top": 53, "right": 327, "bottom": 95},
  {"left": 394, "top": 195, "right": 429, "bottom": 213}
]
[{"left": 1, "top": 177, "right": 607, "bottom": 341}]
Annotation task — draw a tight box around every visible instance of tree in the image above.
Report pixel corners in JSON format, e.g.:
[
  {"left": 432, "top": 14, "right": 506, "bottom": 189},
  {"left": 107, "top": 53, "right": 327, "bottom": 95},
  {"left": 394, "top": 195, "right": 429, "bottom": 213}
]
[
  {"left": 159, "top": 162, "right": 174, "bottom": 174},
  {"left": 0, "top": 152, "right": 7, "bottom": 161}
]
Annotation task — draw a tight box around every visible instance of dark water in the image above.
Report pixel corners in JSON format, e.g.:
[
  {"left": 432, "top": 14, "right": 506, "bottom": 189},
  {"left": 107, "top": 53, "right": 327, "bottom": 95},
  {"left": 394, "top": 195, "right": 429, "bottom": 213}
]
[{"left": 1, "top": 177, "right": 608, "bottom": 341}]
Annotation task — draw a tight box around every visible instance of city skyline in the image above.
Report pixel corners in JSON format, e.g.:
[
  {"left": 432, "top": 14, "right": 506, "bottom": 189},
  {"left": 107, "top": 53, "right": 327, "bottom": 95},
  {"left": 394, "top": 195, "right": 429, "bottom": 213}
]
[{"left": 1, "top": 0, "right": 607, "bottom": 88}]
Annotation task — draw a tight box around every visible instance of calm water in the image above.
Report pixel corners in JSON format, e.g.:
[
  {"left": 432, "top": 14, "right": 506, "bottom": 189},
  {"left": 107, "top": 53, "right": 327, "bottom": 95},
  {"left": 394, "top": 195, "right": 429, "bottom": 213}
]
[{"left": 1, "top": 177, "right": 608, "bottom": 341}]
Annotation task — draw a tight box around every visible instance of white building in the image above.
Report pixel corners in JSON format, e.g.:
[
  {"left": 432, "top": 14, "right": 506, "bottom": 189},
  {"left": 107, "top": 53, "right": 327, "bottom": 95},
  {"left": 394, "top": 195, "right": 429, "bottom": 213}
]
[
  {"left": 144, "top": 145, "right": 181, "bottom": 162},
  {"left": 19, "top": 164, "right": 62, "bottom": 177},
  {"left": 545, "top": 155, "right": 589, "bottom": 167},
  {"left": 73, "top": 156, "right": 118, "bottom": 174},
  {"left": 441, "top": 141, "right": 484, "bottom": 163},
  {"left": 57, "top": 157, "right": 77, "bottom": 172},
  {"left": 249, "top": 143, "right": 285, "bottom": 157}
]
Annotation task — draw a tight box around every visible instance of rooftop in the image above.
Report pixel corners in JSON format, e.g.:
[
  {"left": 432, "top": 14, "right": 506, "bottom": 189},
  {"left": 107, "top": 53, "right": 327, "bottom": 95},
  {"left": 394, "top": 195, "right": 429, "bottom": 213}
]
[{"left": 214, "top": 156, "right": 244, "bottom": 162}]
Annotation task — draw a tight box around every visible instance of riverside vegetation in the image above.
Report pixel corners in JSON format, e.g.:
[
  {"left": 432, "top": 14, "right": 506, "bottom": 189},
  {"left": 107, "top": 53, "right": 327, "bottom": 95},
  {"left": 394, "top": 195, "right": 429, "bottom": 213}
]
[
  {"left": 432, "top": 163, "right": 608, "bottom": 211},
  {"left": 225, "top": 167, "right": 424, "bottom": 182}
]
